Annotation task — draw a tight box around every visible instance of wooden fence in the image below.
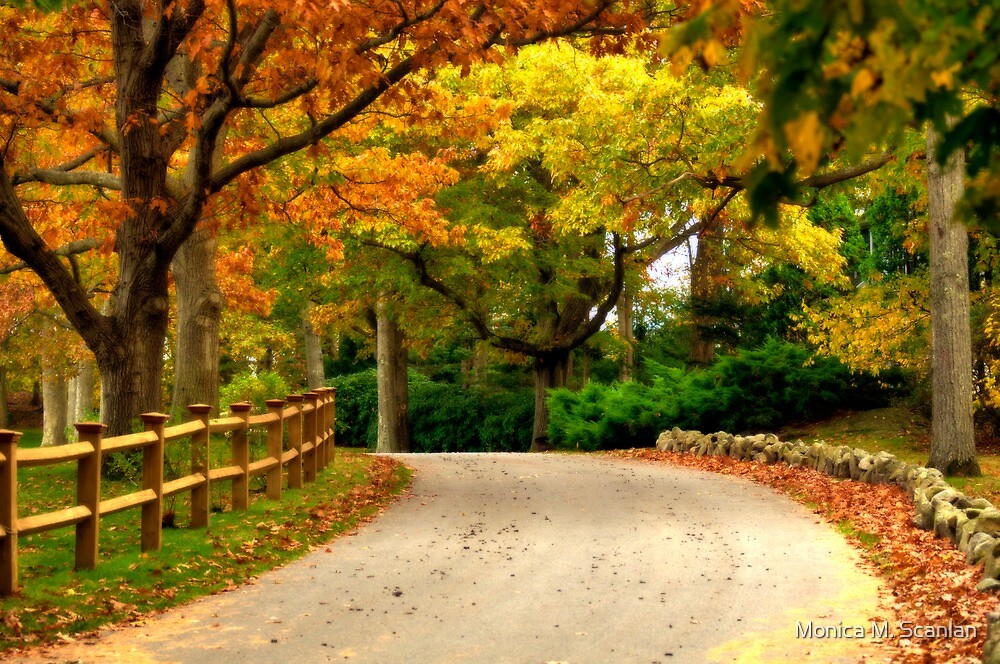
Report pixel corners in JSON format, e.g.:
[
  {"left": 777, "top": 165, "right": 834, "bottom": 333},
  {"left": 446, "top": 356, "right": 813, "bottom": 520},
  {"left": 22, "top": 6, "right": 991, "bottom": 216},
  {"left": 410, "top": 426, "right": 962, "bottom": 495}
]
[{"left": 0, "top": 387, "right": 337, "bottom": 596}]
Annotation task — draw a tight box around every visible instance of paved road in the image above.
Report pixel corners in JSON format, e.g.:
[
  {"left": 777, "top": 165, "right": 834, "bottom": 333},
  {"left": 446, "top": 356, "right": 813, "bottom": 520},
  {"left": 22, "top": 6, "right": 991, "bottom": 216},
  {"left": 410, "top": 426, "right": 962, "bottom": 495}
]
[{"left": 19, "top": 454, "right": 888, "bottom": 663}]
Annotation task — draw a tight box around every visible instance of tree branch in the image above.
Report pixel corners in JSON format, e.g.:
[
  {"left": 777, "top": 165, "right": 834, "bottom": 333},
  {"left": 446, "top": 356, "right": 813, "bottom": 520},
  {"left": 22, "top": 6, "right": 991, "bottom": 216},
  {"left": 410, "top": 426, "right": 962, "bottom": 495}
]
[
  {"left": 0, "top": 238, "right": 102, "bottom": 275},
  {"left": 0, "top": 160, "right": 109, "bottom": 350}
]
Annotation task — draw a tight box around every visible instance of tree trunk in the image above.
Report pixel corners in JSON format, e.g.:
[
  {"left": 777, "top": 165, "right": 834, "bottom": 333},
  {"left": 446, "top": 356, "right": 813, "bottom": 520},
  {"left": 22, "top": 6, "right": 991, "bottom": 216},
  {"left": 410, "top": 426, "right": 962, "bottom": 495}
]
[
  {"left": 376, "top": 298, "right": 410, "bottom": 453},
  {"left": 926, "top": 125, "right": 980, "bottom": 476},
  {"left": 689, "top": 228, "right": 721, "bottom": 367},
  {"left": 617, "top": 287, "right": 636, "bottom": 382},
  {"left": 0, "top": 365, "right": 8, "bottom": 428},
  {"left": 303, "top": 302, "right": 326, "bottom": 390},
  {"left": 170, "top": 228, "right": 223, "bottom": 420},
  {"left": 41, "top": 363, "right": 69, "bottom": 446},
  {"left": 531, "top": 351, "right": 570, "bottom": 451},
  {"left": 74, "top": 358, "right": 96, "bottom": 422}
]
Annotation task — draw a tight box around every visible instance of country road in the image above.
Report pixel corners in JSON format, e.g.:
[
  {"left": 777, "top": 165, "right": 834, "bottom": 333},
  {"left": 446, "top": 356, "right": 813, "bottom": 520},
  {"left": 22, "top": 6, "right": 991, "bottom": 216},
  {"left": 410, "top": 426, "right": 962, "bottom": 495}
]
[{"left": 15, "top": 454, "right": 889, "bottom": 663}]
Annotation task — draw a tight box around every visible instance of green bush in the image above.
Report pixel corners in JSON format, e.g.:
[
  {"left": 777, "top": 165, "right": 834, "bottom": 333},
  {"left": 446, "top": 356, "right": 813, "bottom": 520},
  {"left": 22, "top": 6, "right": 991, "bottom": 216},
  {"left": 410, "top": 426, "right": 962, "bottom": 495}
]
[
  {"left": 548, "top": 339, "right": 903, "bottom": 451},
  {"left": 329, "top": 369, "right": 379, "bottom": 448},
  {"left": 219, "top": 370, "right": 292, "bottom": 413},
  {"left": 329, "top": 370, "right": 533, "bottom": 452}
]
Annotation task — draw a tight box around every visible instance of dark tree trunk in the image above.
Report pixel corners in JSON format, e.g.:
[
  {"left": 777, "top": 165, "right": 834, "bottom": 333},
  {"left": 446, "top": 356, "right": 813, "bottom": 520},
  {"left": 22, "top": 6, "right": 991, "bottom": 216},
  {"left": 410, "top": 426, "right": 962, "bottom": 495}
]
[
  {"left": 376, "top": 298, "right": 410, "bottom": 453},
  {"left": 689, "top": 227, "right": 721, "bottom": 367},
  {"left": 531, "top": 351, "right": 570, "bottom": 452},
  {"left": 926, "top": 125, "right": 980, "bottom": 476},
  {"left": 171, "top": 228, "right": 223, "bottom": 419},
  {"left": 617, "top": 287, "right": 636, "bottom": 382}
]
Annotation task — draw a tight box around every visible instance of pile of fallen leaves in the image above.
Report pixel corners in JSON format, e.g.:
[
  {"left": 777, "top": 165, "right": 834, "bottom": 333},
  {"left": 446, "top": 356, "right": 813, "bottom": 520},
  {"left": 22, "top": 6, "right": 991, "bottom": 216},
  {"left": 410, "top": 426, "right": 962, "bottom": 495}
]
[{"left": 607, "top": 448, "right": 996, "bottom": 663}]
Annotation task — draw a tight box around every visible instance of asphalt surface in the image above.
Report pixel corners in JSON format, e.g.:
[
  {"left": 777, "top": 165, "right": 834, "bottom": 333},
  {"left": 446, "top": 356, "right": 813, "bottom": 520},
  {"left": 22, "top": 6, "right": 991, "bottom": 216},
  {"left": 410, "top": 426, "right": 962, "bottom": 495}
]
[{"left": 18, "top": 453, "right": 889, "bottom": 663}]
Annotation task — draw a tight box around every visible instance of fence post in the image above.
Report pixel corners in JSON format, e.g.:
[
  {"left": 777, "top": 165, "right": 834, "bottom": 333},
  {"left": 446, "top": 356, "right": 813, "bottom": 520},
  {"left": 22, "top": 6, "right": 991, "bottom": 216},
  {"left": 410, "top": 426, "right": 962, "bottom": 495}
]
[
  {"left": 329, "top": 387, "right": 337, "bottom": 466},
  {"left": 74, "top": 422, "right": 105, "bottom": 570},
  {"left": 320, "top": 387, "right": 333, "bottom": 470},
  {"left": 314, "top": 388, "right": 328, "bottom": 472},
  {"left": 0, "top": 430, "right": 20, "bottom": 596},
  {"left": 230, "top": 402, "right": 252, "bottom": 510},
  {"left": 302, "top": 392, "right": 319, "bottom": 484},
  {"left": 188, "top": 404, "right": 212, "bottom": 528},
  {"left": 285, "top": 395, "right": 303, "bottom": 490},
  {"left": 265, "top": 399, "right": 284, "bottom": 501},
  {"left": 139, "top": 413, "right": 168, "bottom": 553}
]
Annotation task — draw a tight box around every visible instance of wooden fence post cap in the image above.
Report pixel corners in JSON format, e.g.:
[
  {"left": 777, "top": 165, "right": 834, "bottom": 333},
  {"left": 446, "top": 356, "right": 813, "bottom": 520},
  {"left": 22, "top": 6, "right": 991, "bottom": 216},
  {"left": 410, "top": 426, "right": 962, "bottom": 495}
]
[
  {"left": 187, "top": 404, "right": 213, "bottom": 415},
  {"left": 0, "top": 430, "right": 22, "bottom": 443},
  {"left": 285, "top": 394, "right": 304, "bottom": 403},
  {"left": 330, "top": 387, "right": 337, "bottom": 395},
  {"left": 139, "top": 413, "right": 170, "bottom": 424},
  {"left": 302, "top": 392, "right": 319, "bottom": 401},
  {"left": 229, "top": 402, "right": 253, "bottom": 413},
  {"left": 74, "top": 422, "right": 107, "bottom": 434},
  {"left": 265, "top": 399, "right": 285, "bottom": 408}
]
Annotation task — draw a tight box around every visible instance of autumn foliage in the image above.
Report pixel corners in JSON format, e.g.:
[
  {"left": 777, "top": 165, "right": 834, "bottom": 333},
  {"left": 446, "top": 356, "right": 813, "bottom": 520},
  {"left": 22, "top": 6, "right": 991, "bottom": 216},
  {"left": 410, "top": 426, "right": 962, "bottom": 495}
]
[{"left": 611, "top": 448, "right": 994, "bottom": 663}]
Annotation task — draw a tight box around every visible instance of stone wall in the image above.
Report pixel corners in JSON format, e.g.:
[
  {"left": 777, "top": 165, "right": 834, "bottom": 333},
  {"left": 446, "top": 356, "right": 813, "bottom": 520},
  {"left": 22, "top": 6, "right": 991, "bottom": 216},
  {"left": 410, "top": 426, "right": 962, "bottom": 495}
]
[{"left": 655, "top": 427, "right": 1000, "bottom": 662}]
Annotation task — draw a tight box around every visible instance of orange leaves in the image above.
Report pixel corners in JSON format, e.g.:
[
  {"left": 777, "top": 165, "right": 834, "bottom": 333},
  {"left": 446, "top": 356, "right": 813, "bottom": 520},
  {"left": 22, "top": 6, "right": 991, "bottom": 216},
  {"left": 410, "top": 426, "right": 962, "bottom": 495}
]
[
  {"left": 216, "top": 246, "right": 276, "bottom": 316},
  {"left": 613, "top": 448, "right": 993, "bottom": 662}
]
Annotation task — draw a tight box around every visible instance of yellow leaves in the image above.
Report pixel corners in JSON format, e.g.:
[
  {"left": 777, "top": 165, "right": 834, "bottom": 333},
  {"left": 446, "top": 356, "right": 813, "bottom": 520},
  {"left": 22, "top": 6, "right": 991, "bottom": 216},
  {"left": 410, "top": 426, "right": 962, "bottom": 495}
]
[
  {"left": 467, "top": 225, "right": 531, "bottom": 263},
  {"left": 702, "top": 40, "right": 728, "bottom": 68},
  {"left": 930, "top": 63, "right": 961, "bottom": 90},
  {"left": 851, "top": 69, "right": 877, "bottom": 98},
  {"left": 783, "top": 111, "right": 825, "bottom": 176}
]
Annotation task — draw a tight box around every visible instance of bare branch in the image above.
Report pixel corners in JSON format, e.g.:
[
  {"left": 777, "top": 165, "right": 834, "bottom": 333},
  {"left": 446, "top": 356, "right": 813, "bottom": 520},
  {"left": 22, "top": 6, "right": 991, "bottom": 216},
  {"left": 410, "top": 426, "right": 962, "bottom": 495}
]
[
  {"left": 11, "top": 145, "right": 111, "bottom": 186},
  {"left": 13, "top": 168, "right": 121, "bottom": 190},
  {"left": 0, "top": 238, "right": 102, "bottom": 275}
]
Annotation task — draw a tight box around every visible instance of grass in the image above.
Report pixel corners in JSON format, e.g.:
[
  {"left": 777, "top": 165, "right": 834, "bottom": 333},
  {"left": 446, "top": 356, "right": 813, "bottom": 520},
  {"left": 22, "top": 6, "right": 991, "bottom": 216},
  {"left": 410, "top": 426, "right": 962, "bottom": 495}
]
[
  {"left": 1, "top": 431, "right": 411, "bottom": 651},
  {"left": 779, "top": 406, "right": 1000, "bottom": 504}
]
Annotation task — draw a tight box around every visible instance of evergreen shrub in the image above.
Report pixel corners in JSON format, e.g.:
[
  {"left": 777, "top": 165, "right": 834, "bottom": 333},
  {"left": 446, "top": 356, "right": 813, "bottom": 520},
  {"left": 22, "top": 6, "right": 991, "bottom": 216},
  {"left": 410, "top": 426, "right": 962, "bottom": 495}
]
[
  {"left": 548, "top": 339, "right": 902, "bottom": 451},
  {"left": 329, "top": 370, "right": 533, "bottom": 452}
]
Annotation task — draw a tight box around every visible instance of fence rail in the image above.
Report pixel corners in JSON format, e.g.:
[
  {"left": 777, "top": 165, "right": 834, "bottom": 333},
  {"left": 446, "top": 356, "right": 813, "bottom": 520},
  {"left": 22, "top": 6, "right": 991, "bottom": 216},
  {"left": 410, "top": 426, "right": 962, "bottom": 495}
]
[{"left": 0, "top": 387, "right": 337, "bottom": 596}]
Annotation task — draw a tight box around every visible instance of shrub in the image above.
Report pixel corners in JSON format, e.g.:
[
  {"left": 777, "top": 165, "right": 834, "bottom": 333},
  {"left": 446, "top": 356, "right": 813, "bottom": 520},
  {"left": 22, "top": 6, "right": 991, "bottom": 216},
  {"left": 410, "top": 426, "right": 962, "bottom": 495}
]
[
  {"left": 548, "top": 339, "right": 903, "bottom": 451},
  {"left": 329, "top": 370, "right": 533, "bottom": 452},
  {"left": 219, "top": 371, "right": 292, "bottom": 413}
]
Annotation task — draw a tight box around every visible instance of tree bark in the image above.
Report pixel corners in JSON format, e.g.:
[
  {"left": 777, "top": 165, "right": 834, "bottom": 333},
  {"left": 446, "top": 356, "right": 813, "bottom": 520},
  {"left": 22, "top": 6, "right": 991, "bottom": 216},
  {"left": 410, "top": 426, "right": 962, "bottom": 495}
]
[
  {"left": 617, "top": 287, "right": 636, "bottom": 382},
  {"left": 926, "top": 125, "right": 980, "bottom": 476},
  {"left": 376, "top": 298, "right": 410, "bottom": 453},
  {"left": 303, "top": 302, "right": 326, "bottom": 390},
  {"left": 74, "top": 358, "right": 96, "bottom": 422},
  {"left": 41, "top": 363, "right": 69, "bottom": 446},
  {"left": 531, "top": 351, "right": 570, "bottom": 451},
  {"left": 170, "top": 228, "right": 223, "bottom": 419},
  {"left": 689, "top": 227, "right": 721, "bottom": 367}
]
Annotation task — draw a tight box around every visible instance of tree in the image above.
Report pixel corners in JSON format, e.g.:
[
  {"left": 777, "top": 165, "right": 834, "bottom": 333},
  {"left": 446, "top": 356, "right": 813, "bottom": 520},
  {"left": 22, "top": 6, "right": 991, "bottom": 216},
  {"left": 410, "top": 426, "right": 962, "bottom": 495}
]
[
  {"left": 375, "top": 294, "right": 411, "bottom": 453},
  {"left": 0, "top": 0, "right": 647, "bottom": 435},
  {"left": 927, "top": 125, "right": 979, "bottom": 475},
  {"left": 677, "top": 0, "right": 997, "bottom": 474}
]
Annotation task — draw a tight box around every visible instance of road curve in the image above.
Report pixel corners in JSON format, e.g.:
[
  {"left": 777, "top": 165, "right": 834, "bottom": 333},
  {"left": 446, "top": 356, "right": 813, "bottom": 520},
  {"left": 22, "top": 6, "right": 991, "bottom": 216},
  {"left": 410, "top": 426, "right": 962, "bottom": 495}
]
[{"left": 16, "top": 454, "right": 889, "bottom": 663}]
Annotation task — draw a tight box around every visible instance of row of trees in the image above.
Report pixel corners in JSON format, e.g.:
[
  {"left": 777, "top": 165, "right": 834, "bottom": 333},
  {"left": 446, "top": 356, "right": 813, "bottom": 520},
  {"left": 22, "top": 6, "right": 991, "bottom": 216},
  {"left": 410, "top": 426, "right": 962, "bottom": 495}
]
[{"left": 0, "top": 0, "right": 995, "bottom": 475}]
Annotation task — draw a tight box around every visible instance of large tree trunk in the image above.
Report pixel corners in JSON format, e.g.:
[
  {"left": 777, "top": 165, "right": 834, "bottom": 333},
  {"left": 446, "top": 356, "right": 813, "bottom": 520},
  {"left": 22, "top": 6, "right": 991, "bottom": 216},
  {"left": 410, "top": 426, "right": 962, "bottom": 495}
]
[
  {"left": 376, "top": 298, "right": 410, "bottom": 453},
  {"left": 170, "top": 228, "right": 223, "bottom": 419},
  {"left": 303, "top": 302, "right": 326, "bottom": 390},
  {"left": 531, "top": 351, "right": 570, "bottom": 452},
  {"left": 690, "top": 228, "right": 721, "bottom": 367},
  {"left": 617, "top": 287, "right": 636, "bottom": 382},
  {"left": 926, "top": 125, "right": 980, "bottom": 476},
  {"left": 41, "top": 363, "right": 69, "bottom": 446}
]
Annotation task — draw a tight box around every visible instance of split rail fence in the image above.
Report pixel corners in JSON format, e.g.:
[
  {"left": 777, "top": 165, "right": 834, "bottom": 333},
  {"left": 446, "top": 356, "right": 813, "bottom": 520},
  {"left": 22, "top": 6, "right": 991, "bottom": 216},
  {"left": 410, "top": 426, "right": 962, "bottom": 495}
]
[{"left": 0, "top": 387, "right": 337, "bottom": 596}]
